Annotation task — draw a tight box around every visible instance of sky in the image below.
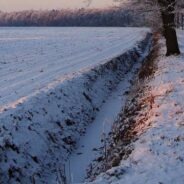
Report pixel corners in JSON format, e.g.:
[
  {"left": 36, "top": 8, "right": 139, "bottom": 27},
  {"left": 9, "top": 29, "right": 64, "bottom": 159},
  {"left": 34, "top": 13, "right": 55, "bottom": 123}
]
[{"left": 0, "top": 0, "right": 118, "bottom": 12}]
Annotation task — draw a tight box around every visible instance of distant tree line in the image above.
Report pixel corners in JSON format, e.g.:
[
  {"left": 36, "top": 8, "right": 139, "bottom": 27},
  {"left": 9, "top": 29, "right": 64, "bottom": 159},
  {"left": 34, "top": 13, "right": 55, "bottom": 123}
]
[{"left": 0, "top": 8, "right": 144, "bottom": 27}]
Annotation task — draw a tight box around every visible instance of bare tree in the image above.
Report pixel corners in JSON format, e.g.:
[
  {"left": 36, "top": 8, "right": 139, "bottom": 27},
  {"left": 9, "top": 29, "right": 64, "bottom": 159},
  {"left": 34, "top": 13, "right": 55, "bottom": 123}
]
[{"left": 120, "top": 0, "right": 183, "bottom": 56}]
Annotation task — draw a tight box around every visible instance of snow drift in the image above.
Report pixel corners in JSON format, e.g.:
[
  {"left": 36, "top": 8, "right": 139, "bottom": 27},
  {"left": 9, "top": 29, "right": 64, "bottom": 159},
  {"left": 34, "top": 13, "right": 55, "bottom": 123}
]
[{"left": 0, "top": 31, "right": 152, "bottom": 184}]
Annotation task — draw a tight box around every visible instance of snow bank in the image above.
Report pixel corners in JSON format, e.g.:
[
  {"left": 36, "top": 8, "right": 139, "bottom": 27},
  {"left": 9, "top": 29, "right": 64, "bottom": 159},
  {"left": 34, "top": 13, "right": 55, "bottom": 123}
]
[
  {"left": 87, "top": 31, "right": 184, "bottom": 184},
  {"left": 0, "top": 31, "right": 152, "bottom": 184}
]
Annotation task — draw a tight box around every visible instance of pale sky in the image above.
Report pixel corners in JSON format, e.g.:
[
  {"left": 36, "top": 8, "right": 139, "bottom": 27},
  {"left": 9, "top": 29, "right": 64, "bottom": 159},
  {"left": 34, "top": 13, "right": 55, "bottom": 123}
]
[{"left": 0, "top": 0, "right": 118, "bottom": 12}]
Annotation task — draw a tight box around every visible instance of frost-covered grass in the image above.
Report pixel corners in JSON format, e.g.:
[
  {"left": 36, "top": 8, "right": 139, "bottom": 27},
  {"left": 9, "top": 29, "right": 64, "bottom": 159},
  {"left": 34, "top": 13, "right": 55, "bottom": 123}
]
[
  {"left": 0, "top": 28, "right": 151, "bottom": 184},
  {"left": 87, "top": 30, "right": 184, "bottom": 184}
]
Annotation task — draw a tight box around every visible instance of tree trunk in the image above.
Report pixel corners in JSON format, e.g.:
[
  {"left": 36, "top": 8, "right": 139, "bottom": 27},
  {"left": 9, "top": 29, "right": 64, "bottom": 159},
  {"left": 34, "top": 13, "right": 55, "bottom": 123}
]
[{"left": 158, "top": 0, "right": 180, "bottom": 56}]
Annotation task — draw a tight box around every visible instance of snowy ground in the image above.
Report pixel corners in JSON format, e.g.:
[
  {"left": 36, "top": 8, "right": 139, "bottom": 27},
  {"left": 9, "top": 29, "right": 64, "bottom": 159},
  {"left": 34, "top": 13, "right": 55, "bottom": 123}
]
[
  {"left": 87, "top": 30, "right": 184, "bottom": 184},
  {"left": 0, "top": 28, "right": 152, "bottom": 184},
  {"left": 0, "top": 27, "right": 148, "bottom": 111}
]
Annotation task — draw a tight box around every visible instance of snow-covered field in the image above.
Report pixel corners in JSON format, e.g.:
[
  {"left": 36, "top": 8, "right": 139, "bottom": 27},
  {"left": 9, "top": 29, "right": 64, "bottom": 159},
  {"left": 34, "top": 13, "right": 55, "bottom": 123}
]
[
  {"left": 0, "top": 27, "right": 148, "bottom": 111},
  {"left": 87, "top": 30, "right": 184, "bottom": 184},
  {"left": 0, "top": 27, "right": 152, "bottom": 184}
]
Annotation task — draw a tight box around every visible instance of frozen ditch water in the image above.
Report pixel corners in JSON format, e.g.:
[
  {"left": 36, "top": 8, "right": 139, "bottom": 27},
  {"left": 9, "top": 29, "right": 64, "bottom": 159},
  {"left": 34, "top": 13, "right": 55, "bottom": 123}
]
[{"left": 64, "top": 62, "right": 144, "bottom": 183}]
